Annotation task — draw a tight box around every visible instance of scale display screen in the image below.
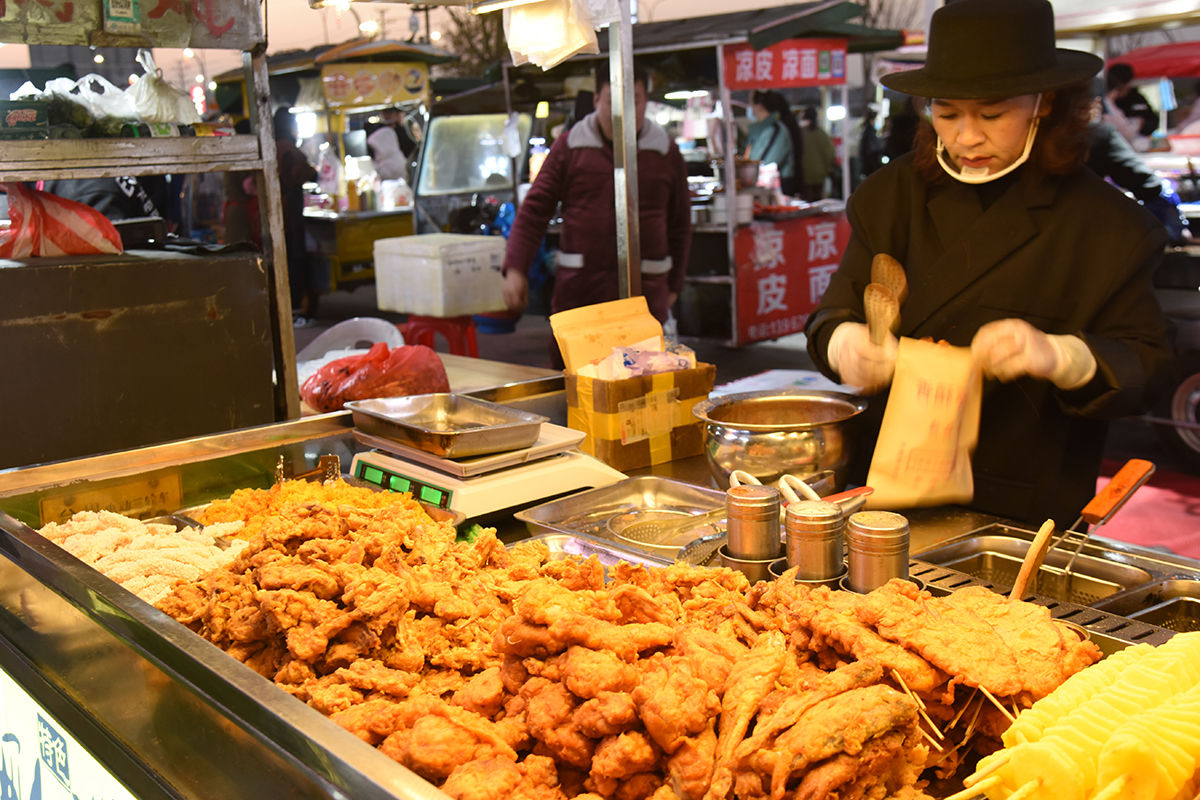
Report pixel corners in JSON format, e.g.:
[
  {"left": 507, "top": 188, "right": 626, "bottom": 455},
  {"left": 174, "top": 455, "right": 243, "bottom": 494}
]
[{"left": 355, "top": 461, "right": 453, "bottom": 509}]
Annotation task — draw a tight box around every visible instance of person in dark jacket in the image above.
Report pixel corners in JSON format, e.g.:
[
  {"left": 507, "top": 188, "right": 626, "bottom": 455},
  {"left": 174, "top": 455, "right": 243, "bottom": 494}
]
[
  {"left": 804, "top": 0, "right": 1171, "bottom": 527},
  {"left": 1107, "top": 62, "right": 1158, "bottom": 138},
  {"left": 501, "top": 66, "right": 691, "bottom": 325},
  {"left": 273, "top": 107, "right": 319, "bottom": 324},
  {"left": 1086, "top": 90, "right": 1190, "bottom": 243}
]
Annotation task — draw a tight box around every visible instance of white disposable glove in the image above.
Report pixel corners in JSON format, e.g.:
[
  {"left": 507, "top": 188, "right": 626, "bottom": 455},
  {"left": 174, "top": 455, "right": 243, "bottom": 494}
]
[
  {"left": 971, "top": 318, "right": 1097, "bottom": 390},
  {"left": 827, "top": 322, "right": 898, "bottom": 394}
]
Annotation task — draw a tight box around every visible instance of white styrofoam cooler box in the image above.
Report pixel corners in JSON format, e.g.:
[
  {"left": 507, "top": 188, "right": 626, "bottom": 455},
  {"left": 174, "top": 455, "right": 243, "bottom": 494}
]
[{"left": 374, "top": 233, "right": 507, "bottom": 317}]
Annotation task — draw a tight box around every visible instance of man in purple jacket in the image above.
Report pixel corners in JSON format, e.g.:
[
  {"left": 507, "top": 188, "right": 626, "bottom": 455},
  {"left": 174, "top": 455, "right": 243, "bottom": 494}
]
[{"left": 501, "top": 67, "right": 692, "bottom": 325}]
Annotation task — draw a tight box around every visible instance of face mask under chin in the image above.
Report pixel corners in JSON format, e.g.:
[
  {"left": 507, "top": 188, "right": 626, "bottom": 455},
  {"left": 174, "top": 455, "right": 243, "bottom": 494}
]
[{"left": 936, "top": 96, "right": 1042, "bottom": 185}]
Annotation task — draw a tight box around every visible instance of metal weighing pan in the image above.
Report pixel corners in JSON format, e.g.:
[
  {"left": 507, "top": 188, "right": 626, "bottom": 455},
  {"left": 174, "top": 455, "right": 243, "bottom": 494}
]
[{"left": 345, "top": 394, "right": 547, "bottom": 458}]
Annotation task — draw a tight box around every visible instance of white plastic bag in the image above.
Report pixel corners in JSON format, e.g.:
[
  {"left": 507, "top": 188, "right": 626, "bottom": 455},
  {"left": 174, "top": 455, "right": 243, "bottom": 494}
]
[{"left": 127, "top": 49, "right": 201, "bottom": 125}]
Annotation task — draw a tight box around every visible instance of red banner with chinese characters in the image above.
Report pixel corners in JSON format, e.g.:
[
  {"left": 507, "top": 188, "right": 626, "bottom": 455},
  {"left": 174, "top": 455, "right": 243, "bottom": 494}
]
[
  {"left": 723, "top": 38, "right": 847, "bottom": 90},
  {"left": 734, "top": 212, "right": 851, "bottom": 346}
]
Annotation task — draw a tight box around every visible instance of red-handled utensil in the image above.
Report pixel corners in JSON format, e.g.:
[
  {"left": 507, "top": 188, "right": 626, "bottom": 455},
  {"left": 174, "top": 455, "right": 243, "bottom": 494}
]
[{"left": 1049, "top": 458, "right": 1156, "bottom": 577}]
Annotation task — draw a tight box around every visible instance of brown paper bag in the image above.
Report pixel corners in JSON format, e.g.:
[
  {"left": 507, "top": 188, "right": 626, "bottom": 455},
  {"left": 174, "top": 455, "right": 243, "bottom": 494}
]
[{"left": 865, "top": 338, "right": 982, "bottom": 509}]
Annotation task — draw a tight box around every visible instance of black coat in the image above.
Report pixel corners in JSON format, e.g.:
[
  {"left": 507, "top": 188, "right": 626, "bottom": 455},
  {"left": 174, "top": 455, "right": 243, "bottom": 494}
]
[{"left": 805, "top": 154, "right": 1171, "bottom": 526}]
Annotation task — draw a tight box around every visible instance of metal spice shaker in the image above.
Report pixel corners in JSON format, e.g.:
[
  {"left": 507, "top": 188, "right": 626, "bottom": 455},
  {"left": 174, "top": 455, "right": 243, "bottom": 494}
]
[
  {"left": 845, "top": 510, "right": 910, "bottom": 593},
  {"left": 725, "top": 484, "right": 781, "bottom": 560},
  {"left": 785, "top": 500, "right": 844, "bottom": 580}
]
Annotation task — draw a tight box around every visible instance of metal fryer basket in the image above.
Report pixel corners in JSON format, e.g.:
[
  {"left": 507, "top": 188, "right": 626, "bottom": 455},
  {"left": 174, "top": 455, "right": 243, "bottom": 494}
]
[{"left": 916, "top": 533, "right": 1152, "bottom": 606}]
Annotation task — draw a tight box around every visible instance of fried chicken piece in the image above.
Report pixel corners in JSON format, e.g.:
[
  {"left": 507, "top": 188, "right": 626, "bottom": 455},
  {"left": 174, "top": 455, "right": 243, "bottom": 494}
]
[
  {"left": 547, "top": 616, "right": 675, "bottom": 662},
  {"left": 441, "top": 757, "right": 523, "bottom": 800},
  {"left": 734, "top": 658, "right": 884, "bottom": 761},
  {"left": 633, "top": 654, "right": 721, "bottom": 754},
  {"left": 790, "top": 730, "right": 919, "bottom": 800},
  {"left": 521, "top": 677, "right": 595, "bottom": 769},
  {"left": 574, "top": 692, "right": 639, "bottom": 738},
  {"left": 666, "top": 723, "right": 717, "bottom": 800},
  {"left": 338, "top": 566, "right": 414, "bottom": 634},
  {"left": 513, "top": 579, "right": 622, "bottom": 625},
  {"left": 329, "top": 697, "right": 408, "bottom": 745},
  {"left": 793, "top": 587, "right": 947, "bottom": 697},
  {"left": 609, "top": 583, "right": 680, "bottom": 624},
  {"left": 858, "top": 581, "right": 1101, "bottom": 699},
  {"left": 586, "top": 771, "right": 663, "bottom": 800},
  {"left": 441, "top": 755, "right": 565, "bottom": 800},
  {"left": 500, "top": 655, "right": 529, "bottom": 693},
  {"left": 761, "top": 684, "right": 918, "bottom": 800},
  {"left": 704, "top": 629, "right": 788, "bottom": 800},
  {"left": 256, "top": 560, "right": 342, "bottom": 599},
  {"left": 255, "top": 588, "right": 358, "bottom": 662},
  {"left": 324, "top": 621, "right": 382, "bottom": 669},
  {"left": 300, "top": 680, "right": 363, "bottom": 715},
  {"left": 562, "top": 646, "right": 638, "bottom": 699},
  {"left": 591, "top": 731, "right": 660, "bottom": 779},
  {"left": 379, "top": 710, "right": 517, "bottom": 782},
  {"left": 671, "top": 624, "right": 747, "bottom": 695},
  {"left": 452, "top": 667, "right": 507, "bottom": 719}
]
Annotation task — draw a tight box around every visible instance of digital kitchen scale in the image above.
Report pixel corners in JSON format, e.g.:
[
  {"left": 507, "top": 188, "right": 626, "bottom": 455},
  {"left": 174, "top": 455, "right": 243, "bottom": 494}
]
[{"left": 349, "top": 423, "right": 626, "bottom": 519}]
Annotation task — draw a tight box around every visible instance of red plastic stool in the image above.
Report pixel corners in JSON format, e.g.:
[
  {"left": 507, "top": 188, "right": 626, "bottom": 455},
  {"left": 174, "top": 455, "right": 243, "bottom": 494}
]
[{"left": 403, "top": 315, "right": 479, "bottom": 357}]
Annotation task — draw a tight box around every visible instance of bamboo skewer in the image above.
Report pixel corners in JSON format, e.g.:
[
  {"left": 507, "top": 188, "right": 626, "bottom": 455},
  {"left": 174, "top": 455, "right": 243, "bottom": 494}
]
[
  {"left": 944, "top": 775, "right": 999, "bottom": 800},
  {"left": 890, "top": 669, "right": 944, "bottom": 741},
  {"left": 890, "top": 668, "right": 926, "bottom": 709},
  {"left": 948, "top": 688, "right": 978, "bottom": 729},
  {"left": 963, "top": 752, "right": 1011, "bottom": 787},
  {"left": 918, "top": 725, "right": 943, "bottom": 751},
  {"left": 979, "top": 684, "right": 1017, "bottom": 724}
]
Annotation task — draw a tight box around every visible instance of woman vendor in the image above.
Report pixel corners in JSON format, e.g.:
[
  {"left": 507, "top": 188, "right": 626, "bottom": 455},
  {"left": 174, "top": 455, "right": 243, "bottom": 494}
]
[{"left": 804, "top": 0, "right": 1172, "bottom": 526}]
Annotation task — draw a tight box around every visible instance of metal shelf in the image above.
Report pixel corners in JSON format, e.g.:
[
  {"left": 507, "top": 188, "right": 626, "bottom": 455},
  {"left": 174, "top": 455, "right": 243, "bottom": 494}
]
[{"left": 0, "top": 136, "right": 263, "bottom": 181}]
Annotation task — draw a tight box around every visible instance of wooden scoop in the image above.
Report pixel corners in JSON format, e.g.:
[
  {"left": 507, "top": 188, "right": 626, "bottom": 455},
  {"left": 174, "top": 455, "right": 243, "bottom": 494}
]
[
  {"left": 871, "top": 253, "right": 909, "bottom": 306},
  {"left": 1009, "top": 518, "right": 1056, "bottom": 600},
  {"left": 864, "top": 282, "right": 900, "bottom": 346}
]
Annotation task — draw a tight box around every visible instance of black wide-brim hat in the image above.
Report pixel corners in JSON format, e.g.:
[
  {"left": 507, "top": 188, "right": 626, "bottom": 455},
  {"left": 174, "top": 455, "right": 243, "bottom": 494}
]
[{"left": 881, "top": 0, "right": 1103, "bottom": 99}]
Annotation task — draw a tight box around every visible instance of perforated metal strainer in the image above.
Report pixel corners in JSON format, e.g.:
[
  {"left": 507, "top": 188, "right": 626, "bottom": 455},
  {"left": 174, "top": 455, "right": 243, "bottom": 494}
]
[{"left": 607, "top": 507, "right": 726, "bottom": 550}]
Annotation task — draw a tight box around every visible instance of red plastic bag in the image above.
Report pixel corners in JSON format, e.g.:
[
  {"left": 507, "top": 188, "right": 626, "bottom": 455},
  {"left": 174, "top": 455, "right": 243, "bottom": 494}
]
[
  {"left": 0, "top": 182, "right": 123, "bottom": 258},
  {"left": 300, "top": 342, "right": 451, "bottom": 413}
]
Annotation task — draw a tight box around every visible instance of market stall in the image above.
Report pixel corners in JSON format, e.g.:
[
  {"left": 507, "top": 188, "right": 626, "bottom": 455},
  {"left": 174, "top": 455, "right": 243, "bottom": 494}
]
[
  {"left": 303, "top": 39, "right": 459, "bottom": 288},
  {"left": 0, "top": 395, "right": 1196, "bottom": 800}
]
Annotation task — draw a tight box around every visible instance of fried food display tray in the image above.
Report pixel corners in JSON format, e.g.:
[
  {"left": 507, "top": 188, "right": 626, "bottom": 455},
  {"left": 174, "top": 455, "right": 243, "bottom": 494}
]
[{"left": 345, "top": 393, "right": 547, "bottom": 458}]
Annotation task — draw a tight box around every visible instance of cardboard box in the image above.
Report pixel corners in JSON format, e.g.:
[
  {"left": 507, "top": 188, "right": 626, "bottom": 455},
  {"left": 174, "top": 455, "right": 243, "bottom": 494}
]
[
  {"left": 551, "top": 297, "right": 715, "bottom": 471},
  {"left": 565, "top": 363, "right": 716, "bottom": 471},
  {"left": 374, "top": 233, "right": 505, "bottom": 317},
  {"left": 0, "top": 100, "right": 48, "bottom": 139}
]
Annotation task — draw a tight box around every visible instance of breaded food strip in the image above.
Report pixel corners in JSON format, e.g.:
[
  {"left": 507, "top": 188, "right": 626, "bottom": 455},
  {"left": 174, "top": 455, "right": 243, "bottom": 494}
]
[{"left": 38, "top": 511, "right": 245, "bottom": 604}]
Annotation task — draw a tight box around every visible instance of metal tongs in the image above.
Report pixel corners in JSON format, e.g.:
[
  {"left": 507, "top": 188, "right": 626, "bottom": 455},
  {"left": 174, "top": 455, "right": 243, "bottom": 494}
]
[{"left": 1047, "top": 458, "right": 1155, "bottom": 579}]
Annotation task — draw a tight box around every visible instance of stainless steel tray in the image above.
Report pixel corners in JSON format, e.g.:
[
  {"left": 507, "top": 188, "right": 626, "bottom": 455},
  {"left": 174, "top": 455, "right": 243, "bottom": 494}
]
[
  {"left": 345, "top": 394, "right": 547, "bottom": 458},
  {"left": 1094, "top": 579, "right": 1200, "bottom": 632},
  {"left": 354, "top": 423, "right": 585, "bottom": 478},
  {"left": 514, "top": 476, "right": 726, "bottom": 550}
]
